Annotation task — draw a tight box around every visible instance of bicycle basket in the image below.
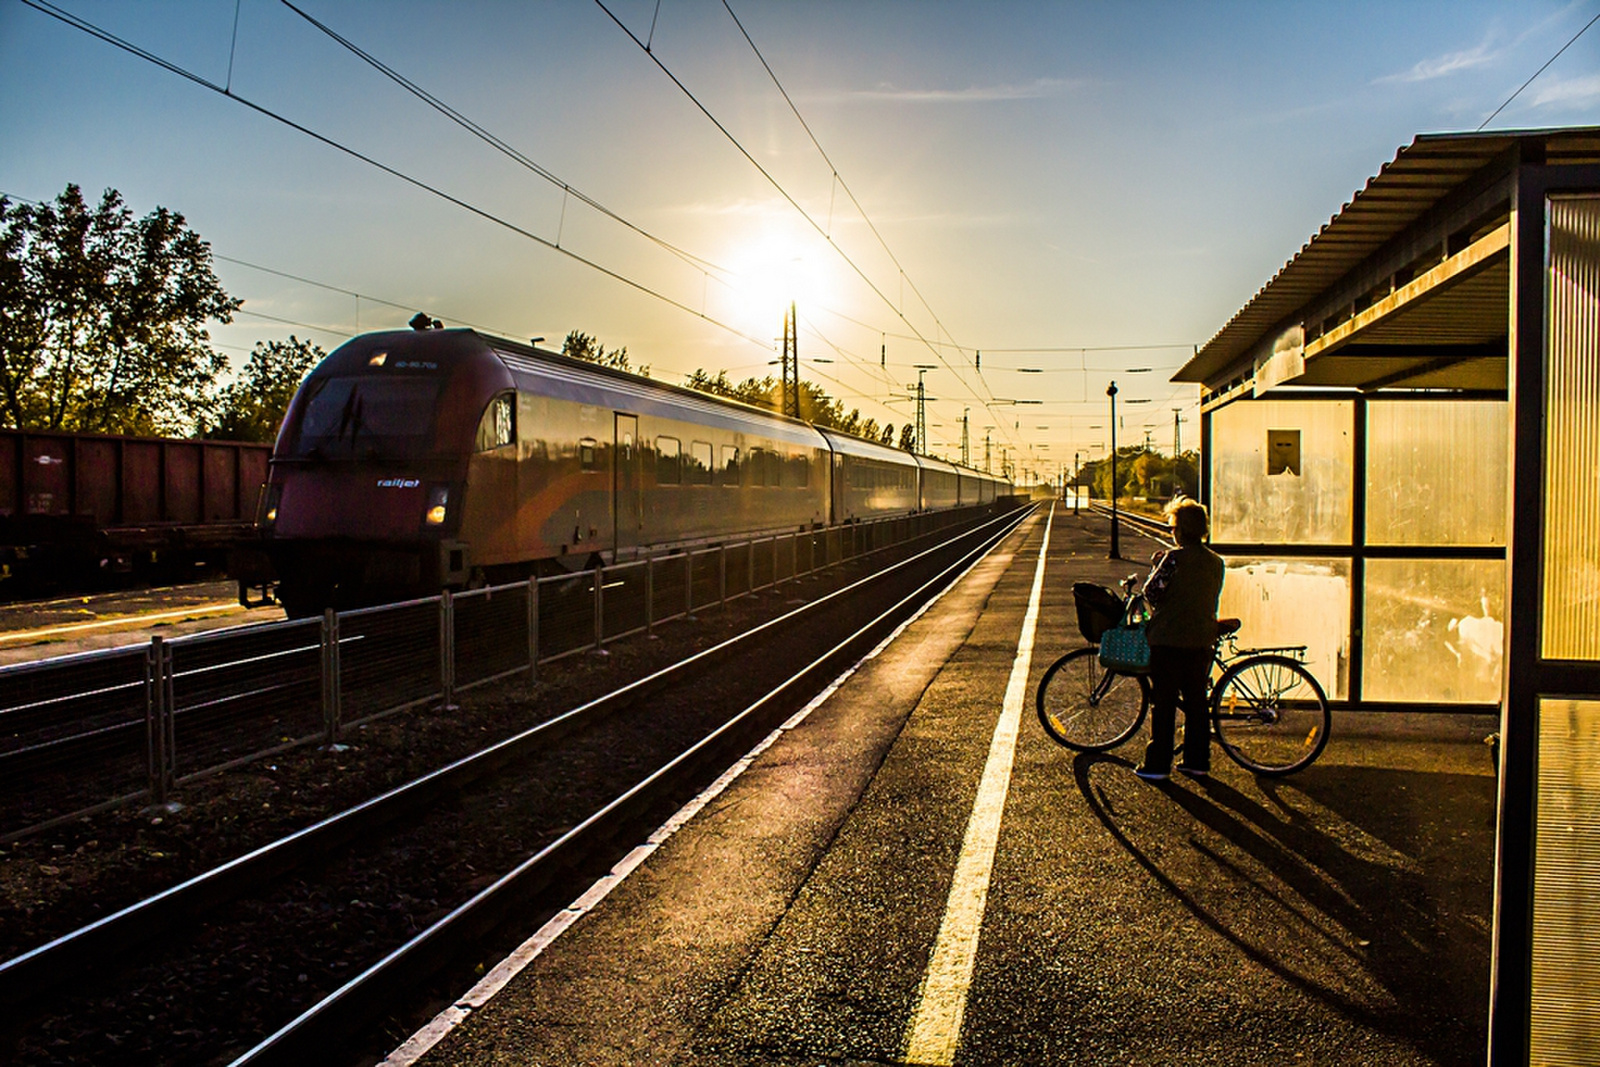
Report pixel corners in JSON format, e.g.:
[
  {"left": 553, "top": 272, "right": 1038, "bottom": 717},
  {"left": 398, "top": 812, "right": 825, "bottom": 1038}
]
[{"left": 1072, "top": 582, "right": 1126, "bottom": 644}]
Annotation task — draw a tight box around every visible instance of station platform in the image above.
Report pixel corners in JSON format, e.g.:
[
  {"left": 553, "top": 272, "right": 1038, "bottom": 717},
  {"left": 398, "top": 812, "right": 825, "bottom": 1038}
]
[{"left": 388, "top": 506, "right": 1497, "bottom": 1067}]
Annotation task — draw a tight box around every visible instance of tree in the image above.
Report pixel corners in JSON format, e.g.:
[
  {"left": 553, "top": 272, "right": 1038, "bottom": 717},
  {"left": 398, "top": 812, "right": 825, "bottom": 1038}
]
[
  {"left": 0, "top": 184, "right": 240, "bottom": 435},
  {"left": 562, "top": 330, "right": 648, "bottom": 377},
  {"left": 899, "top": 423, "right": 917, "bottom": 452},
  {"left": 680, "top": 367, "right": 882, "bottom": 438},
  {"left": 209, "top": 335, "right": 325, "bottom": 443},
  {"left": 880, "top": 423, "right": 895, "bottom": 446}
]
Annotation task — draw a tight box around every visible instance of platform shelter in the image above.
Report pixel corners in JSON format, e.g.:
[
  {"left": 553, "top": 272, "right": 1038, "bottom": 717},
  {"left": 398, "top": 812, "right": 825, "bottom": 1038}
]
[{"left": 1175, "top": 126, "right": 1600, "bottom": 1065}]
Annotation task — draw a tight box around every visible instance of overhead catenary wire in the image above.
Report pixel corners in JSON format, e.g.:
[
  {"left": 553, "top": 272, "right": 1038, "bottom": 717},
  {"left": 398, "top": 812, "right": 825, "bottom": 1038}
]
[
  {"left": 16, "top": 0, "right": 776, "bottom": 354},
  {"left": 591, "top": 0, "right": 1008, "bottom": 439},
  {"left": 1477, "top": 6, "right": 1600, "bottom": 130},
  {"left": 273, "top": 1, "right": 958, "bottom": 425}
]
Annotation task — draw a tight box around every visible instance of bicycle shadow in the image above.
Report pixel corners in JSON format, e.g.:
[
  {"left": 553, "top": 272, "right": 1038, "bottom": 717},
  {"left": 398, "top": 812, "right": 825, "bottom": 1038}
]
[{"left": 1070, "top": 750, "right": 1492, "bottom": 1063}]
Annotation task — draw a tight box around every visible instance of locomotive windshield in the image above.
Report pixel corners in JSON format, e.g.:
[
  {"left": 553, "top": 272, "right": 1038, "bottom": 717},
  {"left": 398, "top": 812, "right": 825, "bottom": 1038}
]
[{"left": 288, "top": 375, "right": 441, "bottom": 459}]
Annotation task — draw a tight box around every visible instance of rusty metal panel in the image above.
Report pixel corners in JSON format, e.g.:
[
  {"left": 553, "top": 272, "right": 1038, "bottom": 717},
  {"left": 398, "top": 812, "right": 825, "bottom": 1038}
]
[
  {"left": 23, "top": 436, "right": 70, "bottom": 515},
  {"left": 0, "top": 434, "right": 17, "bottom": 517},
  {"left": 74, "top": 436, "right": 119, "bottom": 524},
  {"left": 203, "top": 445, "right": 237, "bottom": 521},
  {"left": 239, "top": 448, "right": 269, "bottom": 517},
  {"left": 122, "top": 441, "right": 161, "bottom": 524},
  {"left": 163, "top": 442, "right": 201, "bottom": 524}
]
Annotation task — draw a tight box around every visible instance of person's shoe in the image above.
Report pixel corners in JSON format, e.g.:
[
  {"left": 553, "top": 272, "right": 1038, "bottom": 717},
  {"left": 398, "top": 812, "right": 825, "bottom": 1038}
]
[
  {"left": 1177, "top": 765, "right": 1209, "bottom": 779},
  {"left": 1133, "top": 765, "right": 1170, "bottom": 781}
]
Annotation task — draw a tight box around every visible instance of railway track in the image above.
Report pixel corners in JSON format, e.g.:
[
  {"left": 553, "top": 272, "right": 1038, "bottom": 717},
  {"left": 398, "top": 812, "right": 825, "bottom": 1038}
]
[{"left": 1, "top": 506, "right": 1032, "bottom": 1066}]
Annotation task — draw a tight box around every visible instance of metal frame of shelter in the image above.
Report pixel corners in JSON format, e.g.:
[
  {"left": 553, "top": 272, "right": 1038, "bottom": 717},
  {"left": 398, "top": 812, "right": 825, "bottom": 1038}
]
[{"left": 1175, "top": 126, "right": 1600, "bottom": 1065}]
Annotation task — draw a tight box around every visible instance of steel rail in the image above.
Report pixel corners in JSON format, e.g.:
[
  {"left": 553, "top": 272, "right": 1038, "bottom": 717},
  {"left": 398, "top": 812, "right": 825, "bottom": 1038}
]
[
  {"left": 232, "top": 505, "right": 1034, "bottom": 1066},
  {"left": 1087, "top": 501, "right": 1172, "bottom": 542},
  {"left": 0, "top": 507, "right": 1027, "bottom": 1006}
]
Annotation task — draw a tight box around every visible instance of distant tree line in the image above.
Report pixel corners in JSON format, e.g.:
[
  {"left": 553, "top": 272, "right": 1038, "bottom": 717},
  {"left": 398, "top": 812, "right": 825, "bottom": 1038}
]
[
  {"left": 680, "top": 368, "right": 915, "bottom": 450},
  {"left": 0, "top": 183, "right": 323, "bottom": 443},
  {"left": 4, "top": 183, "right": 933, "bottom": 454},
  {"left": 1071, "top": 446, "right": 1199, "bottom": 504}
]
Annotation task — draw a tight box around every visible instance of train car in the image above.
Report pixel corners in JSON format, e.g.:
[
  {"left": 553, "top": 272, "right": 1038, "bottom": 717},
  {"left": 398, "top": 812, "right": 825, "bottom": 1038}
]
[
  {"left": 817, "top": 427, "right": 920, "bottom": 523},
  {"left": 254, "top": 326, "right": 833, "bottom": 615},
  {"left": 249, "top": 322, "right": 1014, "bottom": 617},
  {"left": 915, "top": 455, "right": 962, "bottom": 511},
  {"left": 0, "top": 428, "right": 270, "bottom": 590}
]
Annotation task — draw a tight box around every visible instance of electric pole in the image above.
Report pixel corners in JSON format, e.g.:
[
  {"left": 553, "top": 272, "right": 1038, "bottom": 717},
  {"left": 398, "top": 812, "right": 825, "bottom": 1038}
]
[{"left": 780, "top": 302, "right": 799, "bottom": 419}]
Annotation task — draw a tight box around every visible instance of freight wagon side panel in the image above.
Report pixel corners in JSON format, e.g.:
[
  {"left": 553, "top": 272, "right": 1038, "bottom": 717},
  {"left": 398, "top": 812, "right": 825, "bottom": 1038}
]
[
  {"left": 164, "top": 442, "right": 201, "bottom": 524},
  {"left": 123, "top": 442, "right": 161, "bottom": 524},
  {"left": 75, "top": 437, "right": 119, "bottom": 524},
  {"left": 23, "top": 437, "right": 70, "bottom": 516},
  {"left": 0, "top": 436, "right": 16, "bottom": 517},
  {"left": 202, "top": 445, "right": 239, "bottom": 522}
]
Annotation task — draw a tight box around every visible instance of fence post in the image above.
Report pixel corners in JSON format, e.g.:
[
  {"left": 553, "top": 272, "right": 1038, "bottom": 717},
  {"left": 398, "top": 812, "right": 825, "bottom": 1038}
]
[
  {"left": 527, "top": 576, "right": 540, "bottom": 687},
  {"left": 592, "top": 565, "right": 605, "bottom": 652},
  {"left": 321, "top": 608, "right": 346, "bottom": 750},
  {"left": 646, "top": 557, "right": 656, "bottom": 636},
  {"left": 719, "top": 545, "right": 727, "bottom": 608},
  {"left": 685, "top": 552, "right": 695, "bottom": 620},
  {"left": 145, "top": 636, "right": 174, "bottom": 807},
  {"left": 440, "top": 590, "right": 458, "bottom": 710}
]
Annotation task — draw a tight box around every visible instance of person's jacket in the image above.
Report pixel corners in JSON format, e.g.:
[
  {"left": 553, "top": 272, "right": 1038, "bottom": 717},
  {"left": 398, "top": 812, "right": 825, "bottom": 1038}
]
[{"left": 1141, "top": 543, "right": 1225, "bottom": 648}]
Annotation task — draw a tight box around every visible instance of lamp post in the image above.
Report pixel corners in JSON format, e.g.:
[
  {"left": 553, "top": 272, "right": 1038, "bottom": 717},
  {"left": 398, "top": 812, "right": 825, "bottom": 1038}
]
[
  {"left": 1073, "top": 450, "right": 1082, "bottom": 513},
  {"left": 1107, "top": 380, "right": 1121, "bottom": 559}
]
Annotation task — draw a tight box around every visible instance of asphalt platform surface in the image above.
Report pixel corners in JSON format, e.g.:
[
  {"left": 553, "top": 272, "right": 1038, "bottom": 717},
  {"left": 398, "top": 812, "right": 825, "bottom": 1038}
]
[{"left": 403, "top": 506, "right": 1497, "bottom": 1067}]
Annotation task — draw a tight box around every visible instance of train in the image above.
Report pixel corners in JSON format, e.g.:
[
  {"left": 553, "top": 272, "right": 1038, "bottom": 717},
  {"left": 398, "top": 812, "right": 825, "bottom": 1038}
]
[
  {"left": 0, "top": 428, "right": 271, "bottom": 592},
  {"left": 236, "top": 320, "right": 1012, "bottom": 618}
]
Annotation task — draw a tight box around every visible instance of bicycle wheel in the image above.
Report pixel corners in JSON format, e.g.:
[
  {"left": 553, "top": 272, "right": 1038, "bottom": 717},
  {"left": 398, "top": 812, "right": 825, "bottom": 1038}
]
[
  {"left": 1036, "top": 647, "right": 1150, "bottom": 752},
  {"left": 1212, "top": 654, "right": 1330, "bottom": 775}
]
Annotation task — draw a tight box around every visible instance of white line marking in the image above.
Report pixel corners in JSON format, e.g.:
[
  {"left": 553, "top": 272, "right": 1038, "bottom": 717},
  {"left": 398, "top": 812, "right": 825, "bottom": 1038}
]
[
  {"left": 380, "top": 528, "right": 1011, "bottom": 1067},
  {"left": 904, "top": 504, "right": 1053, "bottom": 1065}
]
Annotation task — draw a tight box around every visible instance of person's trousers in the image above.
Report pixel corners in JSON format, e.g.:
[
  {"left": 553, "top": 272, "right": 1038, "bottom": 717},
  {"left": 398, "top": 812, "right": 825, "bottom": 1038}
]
[{"left": 1141, "top": 644, "right": 1214, "bottom": 773}]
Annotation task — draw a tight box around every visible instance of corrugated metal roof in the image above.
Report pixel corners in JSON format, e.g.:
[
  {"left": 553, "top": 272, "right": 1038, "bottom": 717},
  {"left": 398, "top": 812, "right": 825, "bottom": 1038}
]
[{"left": 1177, "top": 126, "right": 1600, "bottom": 386}]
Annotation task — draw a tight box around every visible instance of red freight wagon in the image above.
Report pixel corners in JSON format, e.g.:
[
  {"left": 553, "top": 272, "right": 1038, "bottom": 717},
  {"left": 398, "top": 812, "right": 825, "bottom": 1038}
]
[{"left": 0, "top": 429, "right": 272, "bottom": 590}]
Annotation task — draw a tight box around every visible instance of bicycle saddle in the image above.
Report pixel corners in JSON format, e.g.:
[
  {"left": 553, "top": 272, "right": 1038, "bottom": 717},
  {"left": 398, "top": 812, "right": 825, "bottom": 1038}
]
[{"left": 1217, "top": 618, "right": 1242, "bottom": 637}]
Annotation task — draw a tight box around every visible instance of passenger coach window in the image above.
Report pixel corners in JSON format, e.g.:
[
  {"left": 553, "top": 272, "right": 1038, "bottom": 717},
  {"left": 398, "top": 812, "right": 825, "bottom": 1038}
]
[
  {"left": 656, "top": 436, "right": 681, "bottom": 484},
  {"left": 689, "top": 441, "right": 713, "bottom": 485},
  {"left": 579, "top": 437, "right": 598, "bottom": 470},
  {"left": 475, "top": 394, "right": 515, "bottom": 451},
  {"left": 719, "top": 445, "right": 741, "bottom": 486}
]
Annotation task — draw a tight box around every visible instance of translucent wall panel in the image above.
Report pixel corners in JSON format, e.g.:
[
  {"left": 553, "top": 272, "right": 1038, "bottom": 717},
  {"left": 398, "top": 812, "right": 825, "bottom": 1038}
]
[
  {"left": 1544, "top": 196, "right": 1600, "bottom": 661},
  {"left": 1362, "top": 559, "right": 1505, "bottom": 704},
  {"left": 1531, "top": 698, "right": 1600, "bottom": 1064},
  {"left": 1366, "top": 400, "right": 1508, "bottom": 547},
  {"left": 1209, "top": 400, "right": 1353, "bottom": 545},
  {"left": 1218, "top": 557, "right": 1349, "bottom": 700}
]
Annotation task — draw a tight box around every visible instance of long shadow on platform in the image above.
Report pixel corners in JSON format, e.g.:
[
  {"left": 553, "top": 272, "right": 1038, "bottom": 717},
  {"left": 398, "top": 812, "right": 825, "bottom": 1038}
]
[{"left": 1073, "top": 752, "right": 1493, "bottom": 1065}]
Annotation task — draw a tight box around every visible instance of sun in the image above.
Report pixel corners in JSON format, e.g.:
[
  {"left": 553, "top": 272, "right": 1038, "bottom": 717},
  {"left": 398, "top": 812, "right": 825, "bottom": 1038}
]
[{"left": 718, "top": 221, "right": 840, "bottom": 339}]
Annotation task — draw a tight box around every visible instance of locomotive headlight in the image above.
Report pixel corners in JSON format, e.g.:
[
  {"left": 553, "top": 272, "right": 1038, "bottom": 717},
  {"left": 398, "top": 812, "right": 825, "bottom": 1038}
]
[
  {"left": 425, "top": 485, "right": 449, "bottom": 525},
  {"left": 259, "top": 483, "right": 283, "bottom": 529}
]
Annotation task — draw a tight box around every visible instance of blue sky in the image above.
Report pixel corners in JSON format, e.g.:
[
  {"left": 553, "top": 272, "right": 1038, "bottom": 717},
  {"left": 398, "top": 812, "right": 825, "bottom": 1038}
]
[{"left": 2, "top": 0, "right": 1597, "bottom": 474}]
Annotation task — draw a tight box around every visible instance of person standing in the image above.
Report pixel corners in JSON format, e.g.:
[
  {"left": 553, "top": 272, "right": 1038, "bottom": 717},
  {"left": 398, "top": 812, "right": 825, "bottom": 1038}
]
[{"left": 1134, "top": 498, "right": 1225, "bottom": 781}]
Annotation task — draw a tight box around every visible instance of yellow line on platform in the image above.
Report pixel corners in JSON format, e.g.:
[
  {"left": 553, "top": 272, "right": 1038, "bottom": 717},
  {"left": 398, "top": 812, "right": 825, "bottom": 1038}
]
[
  {"left": 904, "top": 503, "right": 1053, "bottom": 1065},
  {"left": 0, "top": 602, "right": 243, "bottom": 643}
]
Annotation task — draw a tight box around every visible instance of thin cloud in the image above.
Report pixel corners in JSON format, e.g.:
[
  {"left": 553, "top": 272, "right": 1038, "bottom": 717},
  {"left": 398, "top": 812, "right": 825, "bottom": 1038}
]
[
  {"left": 849, "top": 77, "right": 1086, "bottom": 103},
  {"left": 1376, "top": 38, "right": 1500, "bottom": 84},
  {"left": 1530, "top": 71, "right": 1600, "bottom": 107}
]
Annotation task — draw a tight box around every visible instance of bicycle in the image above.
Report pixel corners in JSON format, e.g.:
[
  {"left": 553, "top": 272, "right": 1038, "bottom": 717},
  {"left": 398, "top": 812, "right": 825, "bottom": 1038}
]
[{"left": 1035, "top": 577, "right": 1331, "bottom": 776}]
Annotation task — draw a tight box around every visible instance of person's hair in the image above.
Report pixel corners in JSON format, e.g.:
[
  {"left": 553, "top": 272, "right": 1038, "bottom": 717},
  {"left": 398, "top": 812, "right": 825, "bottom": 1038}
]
[{"left": 1164, "top": 497, "right": 1209, "bottom": 546}]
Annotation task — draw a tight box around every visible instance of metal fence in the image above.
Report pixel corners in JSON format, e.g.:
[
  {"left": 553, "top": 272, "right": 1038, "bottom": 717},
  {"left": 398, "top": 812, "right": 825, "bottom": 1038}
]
[{"left": 0, "top": 506, "right": 994, "bottom": 839}]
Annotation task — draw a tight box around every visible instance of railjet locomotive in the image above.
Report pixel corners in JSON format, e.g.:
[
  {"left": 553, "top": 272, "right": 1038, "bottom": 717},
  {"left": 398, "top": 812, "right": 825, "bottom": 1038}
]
[{"left": 240, "top": 320, "right": 1009, "bottom": 617}]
